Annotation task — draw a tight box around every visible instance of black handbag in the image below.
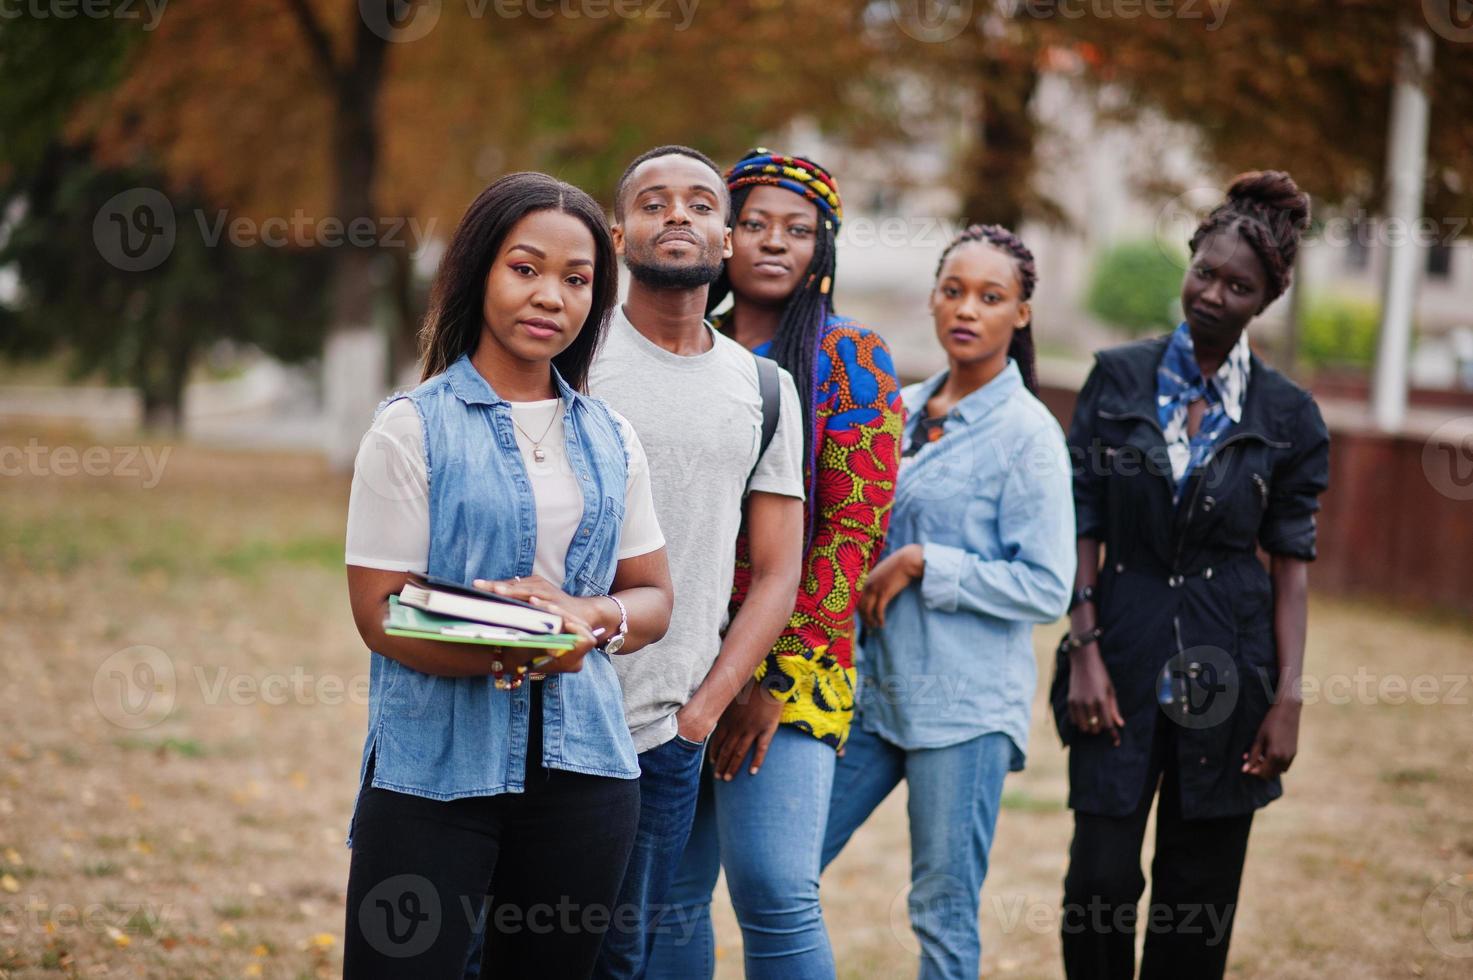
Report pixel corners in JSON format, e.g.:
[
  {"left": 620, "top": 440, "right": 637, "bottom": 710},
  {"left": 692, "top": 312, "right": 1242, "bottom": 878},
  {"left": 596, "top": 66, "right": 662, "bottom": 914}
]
[{"left": 1048, "top": 631, "right": 1075, "bottom": 746}]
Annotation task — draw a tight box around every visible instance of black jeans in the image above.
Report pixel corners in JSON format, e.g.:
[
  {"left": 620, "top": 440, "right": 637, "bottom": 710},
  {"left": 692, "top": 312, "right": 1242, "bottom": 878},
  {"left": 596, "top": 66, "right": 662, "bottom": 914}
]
[
  {"left": 1061, "top": 720, "right": 1254, "bottom": 980},
  {"left": 343, "top": 682, "right": 641, "bottom": 979}
]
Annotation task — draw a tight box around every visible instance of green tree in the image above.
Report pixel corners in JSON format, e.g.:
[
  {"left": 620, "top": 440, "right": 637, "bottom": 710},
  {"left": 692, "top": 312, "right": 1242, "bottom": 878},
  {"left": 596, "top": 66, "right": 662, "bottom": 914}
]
[
  {"left": 1299, "top": 294, "right": 1382, "bottom": 372},
  {"left": 1084, "top": 240, "right": 1183, "bottom": 336},
  {"left": 0, "top": 145, "right": 331, "bottom": 430}
]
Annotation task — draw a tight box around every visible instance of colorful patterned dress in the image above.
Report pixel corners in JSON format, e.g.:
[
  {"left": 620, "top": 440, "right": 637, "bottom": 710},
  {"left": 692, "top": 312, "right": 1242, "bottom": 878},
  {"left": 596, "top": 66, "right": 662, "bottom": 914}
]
[{"left": 723, "top": 314, "right": 904, "bottom": 748}]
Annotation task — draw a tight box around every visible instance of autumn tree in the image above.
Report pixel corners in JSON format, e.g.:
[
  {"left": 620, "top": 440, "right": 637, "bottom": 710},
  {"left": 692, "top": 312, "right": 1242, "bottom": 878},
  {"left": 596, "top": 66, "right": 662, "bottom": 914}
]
[
  {"left": 72, "top": 0, "right": 888, "bottom": 462},
  {"left": 0, "top": 17, "right": 331, "bottom": 430},
  {"left": 874, "top": 1, "right": 1473, "bottom": 231}
]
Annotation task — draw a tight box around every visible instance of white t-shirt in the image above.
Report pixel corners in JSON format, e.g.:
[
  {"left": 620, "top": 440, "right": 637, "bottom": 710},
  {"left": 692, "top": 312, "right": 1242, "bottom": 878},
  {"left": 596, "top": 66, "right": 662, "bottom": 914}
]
[{"left": 345, "top": 397, "right": 664, "bottom": 583}]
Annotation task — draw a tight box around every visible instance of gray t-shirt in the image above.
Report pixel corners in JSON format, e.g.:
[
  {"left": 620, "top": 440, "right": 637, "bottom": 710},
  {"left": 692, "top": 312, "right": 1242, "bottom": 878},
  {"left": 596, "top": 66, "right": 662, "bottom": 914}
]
[{"left": 589, "top": 305, "right": 805, "bottom": 752}]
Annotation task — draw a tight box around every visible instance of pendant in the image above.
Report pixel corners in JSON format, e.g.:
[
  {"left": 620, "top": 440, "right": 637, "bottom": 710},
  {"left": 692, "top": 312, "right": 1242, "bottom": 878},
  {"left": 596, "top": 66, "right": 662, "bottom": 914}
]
[{"left": 532, "top": 446, "right": 546, "bottom": 463}]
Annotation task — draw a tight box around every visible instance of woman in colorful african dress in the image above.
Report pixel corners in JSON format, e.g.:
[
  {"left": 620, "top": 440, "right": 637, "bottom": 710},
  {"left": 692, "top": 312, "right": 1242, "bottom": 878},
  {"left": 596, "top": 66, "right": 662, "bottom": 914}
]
[{"left": 646, "top": 149, "right": 904, "bottom": 979}]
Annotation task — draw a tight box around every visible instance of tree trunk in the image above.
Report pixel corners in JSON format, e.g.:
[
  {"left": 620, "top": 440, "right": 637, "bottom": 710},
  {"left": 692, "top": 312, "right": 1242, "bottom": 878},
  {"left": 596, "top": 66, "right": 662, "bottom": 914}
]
[
  {"left": 961, "top": 44, "right": 1039, "bottom": 230},
  {"left": 303, "top": 2, "right": 392, "bottom": 469},
  {"left": 136, "top": 316, "right": 193, "bottom": 434},
  {"left": 387, "top": 244, "right": 421, "bottom": 384},
  {"left": 140, "top": 388, "right": 178, "bottom": 433}
]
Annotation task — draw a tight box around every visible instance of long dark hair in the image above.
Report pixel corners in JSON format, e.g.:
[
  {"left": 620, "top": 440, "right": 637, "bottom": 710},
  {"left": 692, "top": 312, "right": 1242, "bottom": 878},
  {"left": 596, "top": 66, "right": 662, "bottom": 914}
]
[
  {"left": 418, "top": 172, "right": 618, "bottom": 391},
  {"left": 934, "top": 223, "right": 1040, "bottom": 396},
  {"left": 705, "top": 184, "right": 839, "bottom": 479}
]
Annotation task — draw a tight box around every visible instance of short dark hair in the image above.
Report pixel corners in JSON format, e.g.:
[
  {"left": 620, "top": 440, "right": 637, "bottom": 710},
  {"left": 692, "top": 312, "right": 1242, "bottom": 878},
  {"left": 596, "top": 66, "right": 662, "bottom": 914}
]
[
  {"left": 418, "top": 172, "right": 618, "bottom": 392},
  {"left": 613, "top": 144, "right": 729, "bottom": 222}
]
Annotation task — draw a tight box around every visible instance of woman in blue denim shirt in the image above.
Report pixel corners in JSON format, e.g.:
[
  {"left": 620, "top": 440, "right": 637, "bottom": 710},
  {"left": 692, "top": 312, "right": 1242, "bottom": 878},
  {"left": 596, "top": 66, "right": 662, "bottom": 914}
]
[
  {"left": 342, "top": 172, "right": 673, "bottom": 978},
  {"left": 820, "top": 225, "right": 1075, "bottom": 980}
]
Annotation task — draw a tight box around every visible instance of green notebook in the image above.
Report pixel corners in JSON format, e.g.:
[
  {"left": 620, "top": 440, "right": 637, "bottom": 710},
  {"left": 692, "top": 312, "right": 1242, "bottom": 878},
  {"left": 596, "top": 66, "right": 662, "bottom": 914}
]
[{"left": 384, "top": 596, "right": 579, "bottom": 650}]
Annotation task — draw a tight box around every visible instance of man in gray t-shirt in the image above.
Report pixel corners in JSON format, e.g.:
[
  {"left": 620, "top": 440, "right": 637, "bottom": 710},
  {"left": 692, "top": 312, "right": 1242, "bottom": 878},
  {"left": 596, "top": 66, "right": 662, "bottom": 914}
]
[
  {"left": 589, "top": 146, "right": 805, "bottom": 979},
  {"left": 591, "top": 305, "right": 803, "bottom": 752}
]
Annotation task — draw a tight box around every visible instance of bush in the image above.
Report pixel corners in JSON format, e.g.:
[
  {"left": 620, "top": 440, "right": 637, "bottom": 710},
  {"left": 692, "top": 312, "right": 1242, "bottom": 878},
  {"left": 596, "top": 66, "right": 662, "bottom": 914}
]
[
  {"left": 1085, "top": 240, "right": 1184, "bottom": 336},
  {"left": 1298, "top": 295, "right": 1381, "bottom": 371}
]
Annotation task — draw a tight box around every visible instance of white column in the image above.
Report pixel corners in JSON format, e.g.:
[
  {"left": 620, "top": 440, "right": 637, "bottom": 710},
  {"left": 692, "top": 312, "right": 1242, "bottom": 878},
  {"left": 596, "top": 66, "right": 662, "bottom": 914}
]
[
  {"left": 324, "top": 326, "right": 388, "bottom": 471},
  {"left": 1370, "top": 24, "right": 1434, "bottom": 432}
]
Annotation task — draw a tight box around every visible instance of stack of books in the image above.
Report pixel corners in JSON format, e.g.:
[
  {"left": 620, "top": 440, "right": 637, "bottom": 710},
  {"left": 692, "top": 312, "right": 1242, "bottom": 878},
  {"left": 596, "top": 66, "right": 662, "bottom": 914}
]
[{"left": 384, "top": 575, "right": 579, "bottom": 652}]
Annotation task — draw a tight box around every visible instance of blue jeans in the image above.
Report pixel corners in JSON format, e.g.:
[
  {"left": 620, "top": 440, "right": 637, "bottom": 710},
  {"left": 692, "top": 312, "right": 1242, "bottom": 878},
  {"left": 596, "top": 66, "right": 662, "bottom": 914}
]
[
  {"left": 821, "top": 724, "right": 1014, "bottom": 980},
  {"left": 591, "top": 731, "right": 709, "bottom": 979},
  {"left": 647, "top": 725, "right": 837, "bottom": 980}
]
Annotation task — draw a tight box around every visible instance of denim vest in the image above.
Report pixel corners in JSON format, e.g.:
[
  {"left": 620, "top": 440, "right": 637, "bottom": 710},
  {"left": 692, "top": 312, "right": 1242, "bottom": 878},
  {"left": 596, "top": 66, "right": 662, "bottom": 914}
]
[{"left": 353, "top": 353, "right": 637, "bottom": 819}]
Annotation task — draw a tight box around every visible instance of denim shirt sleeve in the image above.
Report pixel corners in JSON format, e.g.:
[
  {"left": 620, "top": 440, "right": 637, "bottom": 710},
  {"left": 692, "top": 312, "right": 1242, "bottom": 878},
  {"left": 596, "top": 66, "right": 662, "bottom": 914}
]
[{"left": 919, "top": 425, "right": 1077, "bottom": 622}]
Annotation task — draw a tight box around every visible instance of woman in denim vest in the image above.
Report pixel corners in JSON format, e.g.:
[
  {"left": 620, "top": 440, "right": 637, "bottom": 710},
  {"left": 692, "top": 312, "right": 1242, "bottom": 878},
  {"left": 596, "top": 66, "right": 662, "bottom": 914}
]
[
  {"left": 821, "top": 225, "right": 1076, "bottom": 980},
  {"left": 343, "top": 172, "right": 673, "bottom": 978}
]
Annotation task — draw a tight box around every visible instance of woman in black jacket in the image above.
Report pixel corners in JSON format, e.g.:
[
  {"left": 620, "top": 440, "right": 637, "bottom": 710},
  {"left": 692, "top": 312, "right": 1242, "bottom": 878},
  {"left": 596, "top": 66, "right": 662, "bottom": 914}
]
[{"left": 1056, "top": 171, "right": 1330, "bottom": 979}]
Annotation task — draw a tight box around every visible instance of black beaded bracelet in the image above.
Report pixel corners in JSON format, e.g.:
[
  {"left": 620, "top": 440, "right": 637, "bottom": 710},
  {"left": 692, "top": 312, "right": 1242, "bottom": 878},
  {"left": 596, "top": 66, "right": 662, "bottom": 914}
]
[
  {"left": 1059, "top": 625, "right": 1104, "bottom": 653},
  {"left": 1067, "top": 585, "right": 1096, "bottom": 613}
]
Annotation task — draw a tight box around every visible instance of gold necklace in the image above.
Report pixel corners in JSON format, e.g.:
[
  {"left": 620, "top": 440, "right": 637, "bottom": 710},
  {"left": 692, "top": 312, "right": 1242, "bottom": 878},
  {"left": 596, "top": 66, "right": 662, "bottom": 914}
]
[{"left": 510, "top": 401, "right": 561, "bottom": 463}]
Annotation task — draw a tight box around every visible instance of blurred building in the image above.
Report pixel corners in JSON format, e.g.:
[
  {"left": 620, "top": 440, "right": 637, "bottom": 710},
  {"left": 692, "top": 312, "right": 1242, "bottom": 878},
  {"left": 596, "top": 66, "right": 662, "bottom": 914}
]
[{"left": 781, "top": 68, "right": 1473, "bottom": 388}]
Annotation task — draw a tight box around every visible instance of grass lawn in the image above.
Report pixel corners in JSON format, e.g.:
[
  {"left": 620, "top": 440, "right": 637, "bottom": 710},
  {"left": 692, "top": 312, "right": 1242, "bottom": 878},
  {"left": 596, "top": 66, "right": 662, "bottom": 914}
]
[{"left": 2, "top": 422, "right": 1470, "bottom": 978}]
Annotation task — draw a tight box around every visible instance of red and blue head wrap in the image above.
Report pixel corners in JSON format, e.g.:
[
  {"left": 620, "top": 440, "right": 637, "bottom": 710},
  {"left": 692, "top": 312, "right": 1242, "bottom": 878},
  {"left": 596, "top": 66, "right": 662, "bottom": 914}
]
[{"left": 724, "top": 148, "right": 843, "bottom": 233}]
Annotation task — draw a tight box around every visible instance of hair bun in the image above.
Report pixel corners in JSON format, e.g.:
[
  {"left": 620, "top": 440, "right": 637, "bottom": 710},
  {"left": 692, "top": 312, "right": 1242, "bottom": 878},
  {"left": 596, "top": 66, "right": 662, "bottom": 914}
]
[{"left": 1225, "top": 170, "right": 1310, "bottom": 230}]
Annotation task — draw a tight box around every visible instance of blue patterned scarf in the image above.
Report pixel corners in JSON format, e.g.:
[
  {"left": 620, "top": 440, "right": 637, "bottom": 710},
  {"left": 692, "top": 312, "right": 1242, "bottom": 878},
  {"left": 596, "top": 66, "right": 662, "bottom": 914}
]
[{"left": 1156, "top": 321, "right": 1251, "bottom": 502}]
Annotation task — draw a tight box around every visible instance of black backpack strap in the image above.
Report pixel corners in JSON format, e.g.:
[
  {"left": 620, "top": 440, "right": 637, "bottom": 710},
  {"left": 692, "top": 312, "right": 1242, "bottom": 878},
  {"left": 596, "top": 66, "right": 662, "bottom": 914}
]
[{"left": 754, "top": 352, "right": 781, "bottom": 465}]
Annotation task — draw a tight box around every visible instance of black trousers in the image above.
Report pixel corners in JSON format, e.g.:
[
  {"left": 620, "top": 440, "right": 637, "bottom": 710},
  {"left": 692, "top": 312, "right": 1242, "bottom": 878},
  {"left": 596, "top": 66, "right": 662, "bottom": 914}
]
[
  {"left": 343, "top": 682, "right": 641, "bottom": 979},
  {"left": 1061, "top": 720, "right": 1254, "bottom": 980}
]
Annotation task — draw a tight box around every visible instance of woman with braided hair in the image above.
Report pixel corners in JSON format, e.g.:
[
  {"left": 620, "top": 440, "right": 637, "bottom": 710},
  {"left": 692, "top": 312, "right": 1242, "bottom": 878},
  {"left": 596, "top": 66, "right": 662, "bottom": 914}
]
[
  {"left": 820, "top": 224, "right": 1077, "bottom": 979},
  {"left": 644, "top": 149, "right": 903, "bottom": 979},
  {"left": 1056, "top": 171, "right": 1330, "bottom": 978}
]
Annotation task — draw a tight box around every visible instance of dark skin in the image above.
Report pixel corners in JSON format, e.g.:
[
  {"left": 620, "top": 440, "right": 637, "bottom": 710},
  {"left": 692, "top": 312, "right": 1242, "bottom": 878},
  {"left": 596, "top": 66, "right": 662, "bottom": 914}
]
[
  {"left": 724, "top": 184, "right": 820, "bottom": 349},
  {"left": 1067, "top": 224, "right": 1308, "bottom": 779},
  {"left": 612, "top": 155, "right": 804, "bottom": 773},
  {"left": 613, "top": 154, "right": 732, "bottom": 356},
  {"left": 858, "top": 241, "right": 1030, "bottom": 629},
  {"left": 347, "top": 210, "right": 674, "bottom": 681},
  {"left": 713, "top": 184, "right": 823, "bottom": 777}
]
